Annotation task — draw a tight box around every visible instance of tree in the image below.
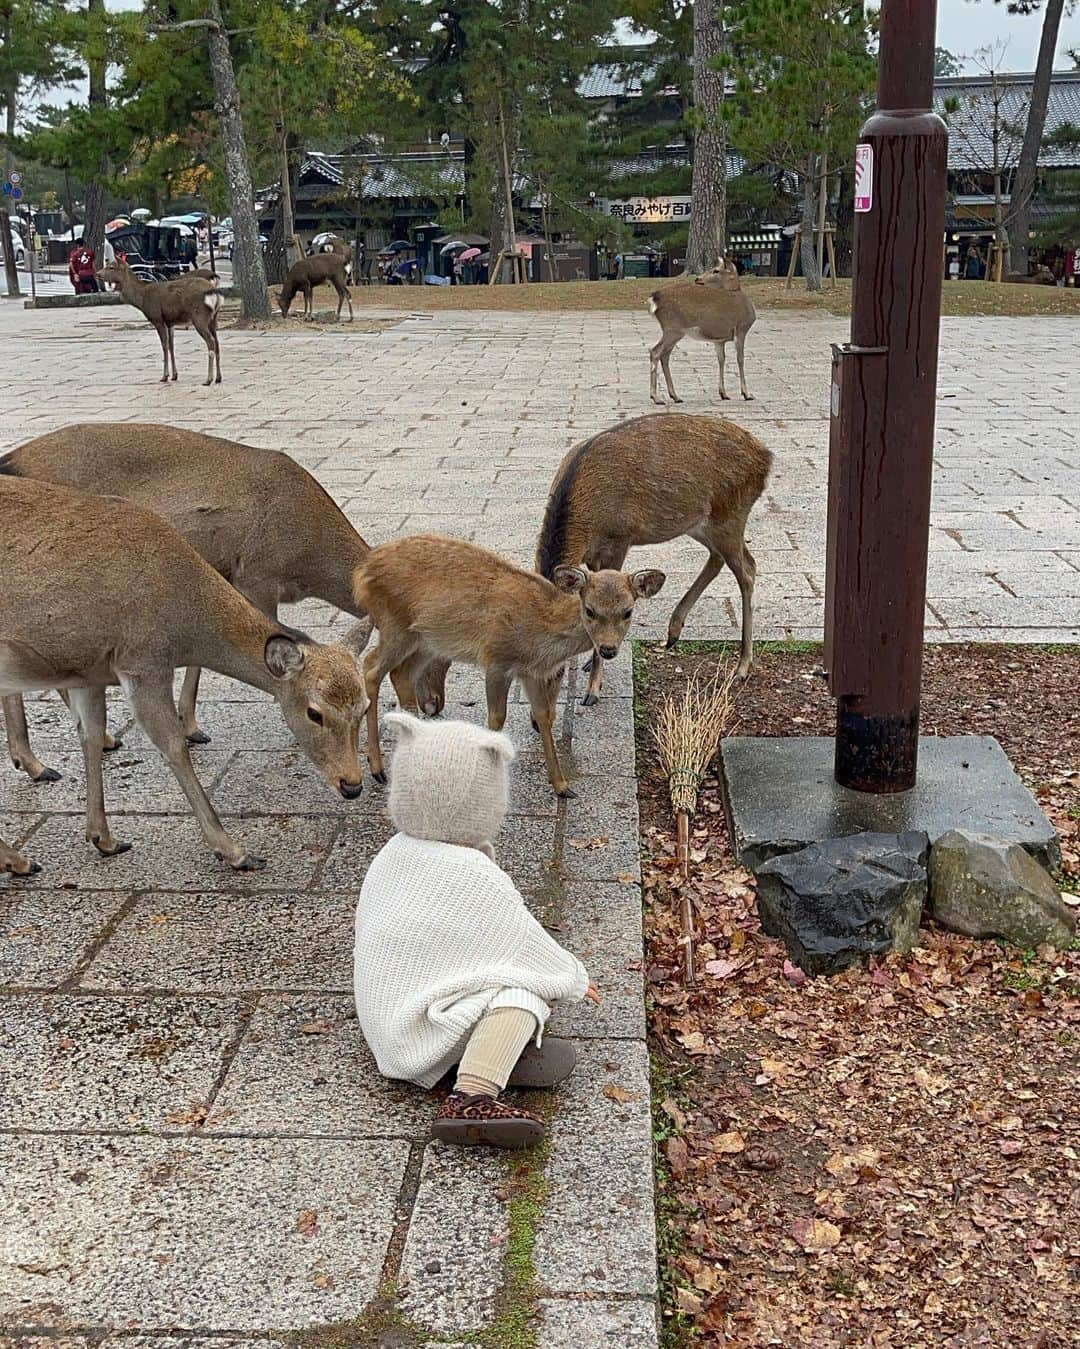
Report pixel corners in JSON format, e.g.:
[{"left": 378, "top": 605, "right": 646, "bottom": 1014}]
[
  {"left": 996, "top": 0, "right": 1071, "bottom": 274},
  {"left": 935, "top": 46, "right": 962, "bottom": 77},
  {"left": 942, "top": 45, "right": 1030, "bottom": 279},
  {"left": 81, "top": 0, "right": 108, "bottom": 261},
  {"left": 1032, "top": 119, "right": 1080, "bottom": 249},
  {"left": 686, "top": 0, "right": 726, "bottom": 273},
  {"left": 722, "top": 0, "right": 876, "bottom": 290}
]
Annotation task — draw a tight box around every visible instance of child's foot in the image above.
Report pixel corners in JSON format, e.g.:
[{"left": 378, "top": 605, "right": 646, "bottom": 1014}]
[
  {"left": 507, "top": 1037, "right": 578, "bottom": 1089},
  {"left": 432, "top": 1092, "right": 545, "bottom": 1149}
]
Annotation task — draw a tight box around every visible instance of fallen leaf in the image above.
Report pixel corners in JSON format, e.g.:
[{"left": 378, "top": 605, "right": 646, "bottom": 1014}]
[
  {"left": 676, "top": 1286, "right": 703, "bottom": 1316},
  {"left": 296, "top": 1209, "right": 318, "bottom": 1236},
  {"left": 791, "top": 1217, "right": 842, "bottom": 1254},
  {"left": 568, "top": 835, "right": 609, "bottom": 851},
  {"left": 704, "top": 957, "right": 741, "bottom": 979},
  {"left": 299, "top": 1019, "right": 332, "bottom": 1036},
  {"left": 165, "top": 1102, "right": 208, "bottom": 1127},
  {"left": 782, "top": 959, "right": 808, "bottom": 986},
  {"left": 712, "top": 1131, "right": 746, "bottom": 1154},
  {"left": 999, "top": 1139, "right": 1025, "bottom": 1156},
  {"left": 602, "top": 1082, "right": 641, "bottom": 1104},
  {"left": 615, "top": 872, "right": 637, "bottom": 885},
  {"left": 312, "top": 1273, "right": 335, "bottom": 1290}
]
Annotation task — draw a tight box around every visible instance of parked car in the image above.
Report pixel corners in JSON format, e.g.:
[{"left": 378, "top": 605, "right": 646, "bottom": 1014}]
[{"left": 0, "top": 224, "right": 26, "bottom": 266}]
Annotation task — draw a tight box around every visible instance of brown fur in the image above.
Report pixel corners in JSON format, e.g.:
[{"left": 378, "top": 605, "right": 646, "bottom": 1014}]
[
  {"left": 538, "top": 413, "right": 772, "bottom": 693},
  {"left": 278, "top": 253, "right": 353, "bottom": 321},
  {"left": 0, "top": 422, "right": 382, "bottom": 777},
  {"left": 319, "top": 237, "right": 354, "bottom": 278},
  {"left": 0, "top": 476, "right": 369, "bottom": 874},
  {"left": 353, "top": 533, "right": 664, "bottom": 797},
  {"left": 649, "top": 257, "right": 757, "bottom": 403},
  {"left": 99, "top": 260, "right": 223, "bottom": 385}
]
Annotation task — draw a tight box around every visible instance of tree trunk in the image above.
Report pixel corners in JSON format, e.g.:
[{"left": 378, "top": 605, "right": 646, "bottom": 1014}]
[
  {"left": 815, "top": 150, "right": 828, "bottom": 277},
  {"left": 81, "top": 0, "right": 108, "bottom": 262},
  {"left": 205, "top": 0, "right": 268, "bottom": 320},
  {"left": 2, "top": 61, "right": 21, "bottom": 298},
  {"left": 800, "top": 156, "right": 821, "bottom": 291},
  {"left": 686, "top": 0, "right": 726, "bottom": 274},
  {"left": 1008, "top": 0, "right": 1065, "bottom": 275},
  {"left": 276, "top": 79, "right": 299, "bottom": 270}
]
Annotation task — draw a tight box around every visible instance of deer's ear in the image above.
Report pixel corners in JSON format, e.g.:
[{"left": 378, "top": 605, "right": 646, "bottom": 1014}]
[
  {"left": 553, "top": 565, "right": 587, "bottom": 595},
  {"left": 631, "top": 569, "right": 666, "bottom": 598},
  {"left": 265, "top": 635, "right": 306, "bottom": 679},
  {"left": 386, "top": 711, "right": 423, "bottom": 741}
]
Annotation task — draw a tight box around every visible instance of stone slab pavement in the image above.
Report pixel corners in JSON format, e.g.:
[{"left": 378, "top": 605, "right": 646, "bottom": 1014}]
[{"left": 0, "top": 296, "right": 1078, "bottom": 1347}]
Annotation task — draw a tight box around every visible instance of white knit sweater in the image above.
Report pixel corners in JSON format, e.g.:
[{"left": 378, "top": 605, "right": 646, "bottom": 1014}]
[{"left": 354, "top": 833, "right": 590, "bottom": 1088}]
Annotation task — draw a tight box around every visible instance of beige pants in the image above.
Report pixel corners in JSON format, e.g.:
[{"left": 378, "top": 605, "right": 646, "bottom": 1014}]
[{"left": 455, "top": 1005, "right": 539, "bottom": 1097}]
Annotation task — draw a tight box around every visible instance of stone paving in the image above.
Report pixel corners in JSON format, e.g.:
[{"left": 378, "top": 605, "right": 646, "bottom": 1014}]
[{"left": 1, "top": 296, "right": 1078, "bottom": 1347}]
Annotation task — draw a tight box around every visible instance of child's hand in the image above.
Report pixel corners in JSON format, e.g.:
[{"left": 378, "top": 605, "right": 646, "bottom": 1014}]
[{"left": 586, "top": 982, "right": 601, "bottom": 1006}]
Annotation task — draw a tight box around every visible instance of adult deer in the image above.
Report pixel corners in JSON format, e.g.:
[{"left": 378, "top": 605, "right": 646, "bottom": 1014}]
[
  {"left": 537, "top": 414, "right": 772, "bottom": 701},
  {"left": 99, "top": 261, "right": 223, "bottom": 386},
  {"left": 319, "top": 236, "right": 354, "bottom": 280},
  {"left": 648, "top": 258, "right": 756, "bottom": 405},
  {"left": 0, "top": 422, "right": 441, "bottom": 782},
  {"left": 353, "top": 534, "right": 665, "bottom": 799},
  {"left": 278, "top": 253, "right": 353, "bottom": 321},
  {"left": 0, "top": 475, "right": 369, "bottom": 876}
]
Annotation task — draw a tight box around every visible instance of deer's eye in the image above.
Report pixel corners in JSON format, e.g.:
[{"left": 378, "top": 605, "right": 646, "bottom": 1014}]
[
  {"left": 307, "top": 708, "right": 324, "bottom": 726},
  {"left": 584, "top": 606, "right": 597, "bottom": 620}
]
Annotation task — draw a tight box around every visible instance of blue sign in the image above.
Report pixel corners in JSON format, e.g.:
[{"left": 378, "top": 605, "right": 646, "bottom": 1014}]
[{"left": 10, "top": 187, "right": 22, "bottom": 200}]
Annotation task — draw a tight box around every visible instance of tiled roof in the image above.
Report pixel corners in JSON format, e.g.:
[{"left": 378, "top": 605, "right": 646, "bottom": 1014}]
[
  {"left": 608, "top": 144, "right": 745, "bottom": 181},
  {"left": 936, "top": 72, "right": 1080, "bottom": 170},
  {"left": 293, "top": 152, "right": 530, "bottom": 201}
]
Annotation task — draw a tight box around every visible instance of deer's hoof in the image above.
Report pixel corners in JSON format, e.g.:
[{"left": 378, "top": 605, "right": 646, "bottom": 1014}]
[
  {"left": 650, "top": 396, "right": 665, "bottom": 406},
  {"left": 664, "top": 634, "right": 681, "bottom": 649},
  {"left": 582, "top": 657, "right": 594, "bottom": 673},
  {"left": 580, "top": 692, "right": 599, "bottom": 708},
  {"left": 371, "top": 770, "right": 388, "bottom": 785},
  {"left": 4, "top": 856, "right": 41, "bottom": 877},
  {"left": 556, "top": 785, "right": 578, "bottom": 801},
  {"left": 232, "top": 853, "right": 267, "bottom": 871},
  {"left": 159, "top": 376, "right": 169, "bottom": 384},
  {"left": 91, "top": 835, "right": 133, "bottom": 857},
  {"left": 742, "top": 392, "right": 755, "bottom": 401},
  {"left": 215, "top": 375, "right": 222, "bottom": 384},
  {"left": 186, "top": 730, "right": 212, "bottom": 746},
  {"left": 32, "top": 766, "right": 63, "bottom": 783},
  {"left": 670, "top": 395, "right": 683, "bottom": 404},
  {"left": 720, "top": 392, "right": 731, "bottom": 401},
  {"left": 203, "top": 378, "right": 212, "bottom": 387},
  {"left": 103, "top": 735, "right": 122, "bottom": 753}
]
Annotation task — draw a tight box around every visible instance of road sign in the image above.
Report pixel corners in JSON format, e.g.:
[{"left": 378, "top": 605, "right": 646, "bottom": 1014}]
[
  {"left": 10, "top": 187, "right": 22, "bottom": 201},
  {"left": 7, "top": 170, "right": 21, "bottom": 186}
]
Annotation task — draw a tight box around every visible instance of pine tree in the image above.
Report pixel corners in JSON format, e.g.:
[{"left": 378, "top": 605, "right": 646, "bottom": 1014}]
[
  {"left": 686, "top": 0, "right": 725, "bottom": 273},
  {"left": 722, "top": 0, "right": 875, "bottom": 290}
]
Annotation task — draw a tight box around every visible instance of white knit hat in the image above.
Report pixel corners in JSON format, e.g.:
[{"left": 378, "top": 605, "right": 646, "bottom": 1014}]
[{"left": 385, "top": 712, "right": 517, "bottom": 847}]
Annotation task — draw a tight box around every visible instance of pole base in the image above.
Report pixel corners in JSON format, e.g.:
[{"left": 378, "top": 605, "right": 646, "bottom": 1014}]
[{"left": 835, "top": 704, "right": 918, "bottom": 794}]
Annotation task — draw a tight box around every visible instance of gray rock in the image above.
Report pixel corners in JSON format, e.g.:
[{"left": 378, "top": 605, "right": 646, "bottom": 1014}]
[
  {"left": 755, "top": 831, "right": 929, "bottom": 976},
  {"left": 928, "top": 829, "right": 1077, "bottom": 950}
]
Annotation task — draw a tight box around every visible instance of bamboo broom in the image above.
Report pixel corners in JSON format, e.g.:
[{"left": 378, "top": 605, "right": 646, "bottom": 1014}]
[{"left": 653, "top": 663, "right": 737, "bottom": 984}]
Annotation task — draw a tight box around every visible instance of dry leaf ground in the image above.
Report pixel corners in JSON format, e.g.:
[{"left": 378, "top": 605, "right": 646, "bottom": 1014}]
[{"left": 636, "top": 642, "right": 1079, "bottom": 1348}]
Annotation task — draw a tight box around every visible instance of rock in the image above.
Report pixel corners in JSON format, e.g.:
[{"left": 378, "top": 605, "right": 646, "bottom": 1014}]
[
  {"left": 928, "top": 829, "right": 1077, "bottom": 950},
  {"left": 755, "top": 831, "right": 929, "bottom": 976}
]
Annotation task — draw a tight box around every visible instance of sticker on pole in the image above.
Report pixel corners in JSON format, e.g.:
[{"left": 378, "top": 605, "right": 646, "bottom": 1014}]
[{"left": 854, "top": 144, "right": 873, "bottom": 212}]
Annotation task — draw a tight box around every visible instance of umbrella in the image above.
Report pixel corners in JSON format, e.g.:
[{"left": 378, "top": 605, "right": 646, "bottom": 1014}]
[
  {"left": 106, "top": 217, "right": 130, "bottom": 232},
  {"left": 387, "top": 239, "right": 412, "bottom": 253},
  {"left": 439, "top": 239, "right": 468, "bottom": 255},
  {"left": 131, "top": 207, "right": 151, "bottom": 220},
  {"left": 459, "top": 247, "right": 481, "bottom": 261}
]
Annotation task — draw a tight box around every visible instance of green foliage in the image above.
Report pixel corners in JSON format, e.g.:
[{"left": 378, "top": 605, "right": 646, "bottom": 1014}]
[
  {"left": 721, "top": 0, "right": 877, "bottom": 176},
  {"left": 935, "top": 46, "right": 961, "bottom": 78}
]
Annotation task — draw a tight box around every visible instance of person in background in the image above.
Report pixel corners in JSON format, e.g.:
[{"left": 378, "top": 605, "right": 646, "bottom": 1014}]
[{"left": 68, "top": 241, "right": 99, "bottom": 294}]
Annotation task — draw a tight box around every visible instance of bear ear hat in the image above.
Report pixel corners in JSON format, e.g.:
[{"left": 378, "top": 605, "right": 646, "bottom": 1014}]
[
  {"left": 481, "top": 729, "right": 516, "bottom": 764},
  {"left": 386, "top": 710, "right": 426, "bottom": 740}
]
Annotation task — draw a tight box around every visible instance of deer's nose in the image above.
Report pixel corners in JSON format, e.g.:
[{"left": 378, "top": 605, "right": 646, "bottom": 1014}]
[
  {"left": 599, "top": 645, "right": 618, "bottom": 660},
  {"left": 339, "top": 779, "right": 363, "bottom": 800}
]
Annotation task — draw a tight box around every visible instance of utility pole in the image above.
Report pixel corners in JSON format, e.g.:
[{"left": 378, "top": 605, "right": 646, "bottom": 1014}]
[{"left": 823, "top": 0, "right": 948, "bottom": 792}]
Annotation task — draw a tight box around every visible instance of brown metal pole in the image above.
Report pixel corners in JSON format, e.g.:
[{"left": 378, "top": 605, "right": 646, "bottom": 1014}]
[{"left": 823, "top": 0, "right": 948, "bottom": 793}]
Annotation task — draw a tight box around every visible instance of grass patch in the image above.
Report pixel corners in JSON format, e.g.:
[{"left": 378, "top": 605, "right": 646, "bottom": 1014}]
[
  {"left": 313, "top": 274, "right": 1080, "bottom": 319},
  {"left": 482, "top": 1137, "right": 552, "bottom": 1349}
]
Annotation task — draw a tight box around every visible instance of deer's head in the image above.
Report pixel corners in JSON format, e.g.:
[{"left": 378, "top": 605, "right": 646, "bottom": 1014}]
[
  {"left": 553, "top": 566, "right": 666, "bottom": 661},
  {"left": 97, "top": 261, "right": 133, "bottom": 290},
  {"left": 694, "top": 257, "right": 741, "bottom": 290},
  {"left": 264, "top": 635, "right": 369, "bottom": 798}
]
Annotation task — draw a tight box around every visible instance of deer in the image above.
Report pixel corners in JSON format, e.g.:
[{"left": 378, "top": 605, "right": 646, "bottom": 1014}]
[
  {"left": 0, "top": 474, "right": 370, "bottom": 877},
  {"left": 278, "top": 252, "right": 353, "bottom": 321},
  {"left": 0, "top": 422, "right": 443, "bottom": 783},
  {"left": 537, "top": 413, "right": 772, "bottom": 703},
  {"left": 648, "top": 257, "right": 757, "bottom": 405},
  {"left": 319, "top": 236, "right": 354, "bottom": 280},
  {"left": 353, "top": 533, "right": 665, "bottom": 799},
  {"left": 98, "top": 260, "right": 223, "bottom": 386}
]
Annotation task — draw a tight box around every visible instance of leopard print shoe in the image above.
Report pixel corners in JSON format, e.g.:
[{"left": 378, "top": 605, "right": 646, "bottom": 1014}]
[{"left": 431, "top": 1091, "right": 545, "bottom": 1150}]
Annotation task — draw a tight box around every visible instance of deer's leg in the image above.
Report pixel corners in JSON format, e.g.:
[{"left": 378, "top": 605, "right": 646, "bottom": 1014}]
[
  {"left": 212, "top": 319, "right": 222, "bottom": 384},
  {"left": 736, "top": 329, "right": 753, "bottom": 401},
  {"left": 721, "top": 535, "right": 758, "bottom": 678},
  {"left": 522, "top": 673, "right": 573, "bottom": 799},
  {"left": 388, "top": 658, "right": 421, "bottom": 713},
  {"left": 485, "top": 670, "right": 512, "bottom": 732},
  {"left": 650, "top": 335, "right": 681, "bottom": 404},
  {"left": 363, "top": 635, "right": 415, "bottom": 783},
  {"left": 178, "top": 667, "right": 210, "bottom": 744},
  {"left": 120, "top": 671, "right": 263, "bottom": 870},
  {"left": 156, "top": 323, "right": 170, "bottom": 382},
  {"left": 665, "top": 550, "right": 727, "bottom": 648},
  {"left": 303, "top": 282, "right": 313, "bottom": 319},
  {"left": 56, "top": 688, "right": 121, "bottom": 753},
  {"left": 167, "top": 324, "right": 178, "bottom": 381},
  {"left": 715, "top": 341, "right": 730, "bottom": 400},
  {"left": 0, "top": 833, "right": 39, "bottom": 877},
  {"left": 336, "top": 279, "right": 353, "bottom": 322},
  {"left": 4, "top": 695, "right": 61, "bottom": 783},
  {"left": 67, "top": 686, "right": 130, "bottom": 857}
]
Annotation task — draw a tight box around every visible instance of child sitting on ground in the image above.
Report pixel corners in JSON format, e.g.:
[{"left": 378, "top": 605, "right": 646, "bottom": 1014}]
[{"left": 353, "top": 711, "right": 597, "bottom": 1149}]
